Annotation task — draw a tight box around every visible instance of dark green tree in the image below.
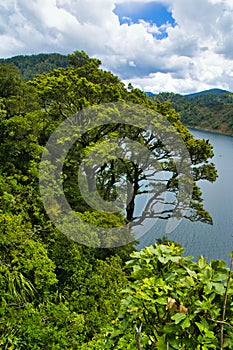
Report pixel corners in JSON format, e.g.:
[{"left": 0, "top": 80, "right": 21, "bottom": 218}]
[
  {"left": 0, "top": 63, "right": 23, "bottom": 98},
  {"left": 68, "top": 50, "right": 101, "bottom": 68}
]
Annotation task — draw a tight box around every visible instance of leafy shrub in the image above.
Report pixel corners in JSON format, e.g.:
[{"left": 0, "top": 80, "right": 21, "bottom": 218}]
[{"left": 107, "top": 243, "right": 233, "bottom": 349}]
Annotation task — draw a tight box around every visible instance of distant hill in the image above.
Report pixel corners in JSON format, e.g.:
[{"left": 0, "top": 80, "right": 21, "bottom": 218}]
[
  {"left": 0, "top": 53, "right": 69, "bottom": 80},
  {"left": 145, "top": 91, "right": 156, "bottom": 97},
  {"left": 151, "top": 90, "right": 233, "bottom": 136},
  {"left": 185, "top": 88, "right": 229, "bottom": 99}
]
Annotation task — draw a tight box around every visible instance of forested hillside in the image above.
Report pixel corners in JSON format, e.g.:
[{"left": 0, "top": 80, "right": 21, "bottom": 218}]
[
  {"left": 0, "top": 51, "right": 233, "bottom": 349},
  {"left": 0, "top": 53, "right": 69, "bottom": 80},
  {"left": 153, "top": 91, "right": 233, "bottom": 136}
]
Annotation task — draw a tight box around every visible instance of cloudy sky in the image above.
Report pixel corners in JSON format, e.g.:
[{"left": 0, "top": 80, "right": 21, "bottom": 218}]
[{"left": 1, "top": 0, "right": 233, "bottom": 94}]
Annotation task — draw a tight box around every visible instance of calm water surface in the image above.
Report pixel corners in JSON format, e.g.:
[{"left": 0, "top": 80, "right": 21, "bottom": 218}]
[{"left": 138, "top": 129, "right": 233, "bottom": 266}]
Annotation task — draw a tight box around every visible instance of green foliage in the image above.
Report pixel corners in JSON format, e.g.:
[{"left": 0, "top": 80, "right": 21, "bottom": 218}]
[
  {"left": 107, "top": 243, "right": 233, "bottom": 349},
  {"left": 0, "top": 50, "right": 224, "bottom": 349},
  {"left": 0, "top": 212, "right": 57, "bottom": 303},
  {"left": 68, "top": 50, "right": 101, "bottom": 68},
  {"left": 0, "top": 302, "right": 85, "bottom": 349},
  {"left": 0, "top": 63, "right": 23, "bottom": 98}
]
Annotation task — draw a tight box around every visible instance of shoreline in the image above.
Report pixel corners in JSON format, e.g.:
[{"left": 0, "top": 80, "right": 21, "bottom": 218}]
[{"left": 187, "top": 126, "right": 233, "bottom": 138}]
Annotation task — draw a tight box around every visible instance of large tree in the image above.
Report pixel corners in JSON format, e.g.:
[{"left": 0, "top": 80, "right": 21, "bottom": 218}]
[{"left": 32, "top": 54, "right": 217, "bottom": 247}]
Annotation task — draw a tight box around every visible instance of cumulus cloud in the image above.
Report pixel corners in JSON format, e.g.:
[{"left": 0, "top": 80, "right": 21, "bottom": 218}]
[{"left": 0, "top": 0, "right": 233, "bottom": 93}]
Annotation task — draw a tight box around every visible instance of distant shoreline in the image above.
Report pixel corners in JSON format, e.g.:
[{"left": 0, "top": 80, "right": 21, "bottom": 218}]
[{"left": 188, "top": 126, "right": 233, "bottom": 138}]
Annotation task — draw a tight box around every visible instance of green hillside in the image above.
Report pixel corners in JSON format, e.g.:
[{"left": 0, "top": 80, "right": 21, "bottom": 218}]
[
  {"left": 0, "top": 53, "right": 69, "bottom": 80},
  {"left": 153, "top": 91, "right": 233, "bottom": 135}
]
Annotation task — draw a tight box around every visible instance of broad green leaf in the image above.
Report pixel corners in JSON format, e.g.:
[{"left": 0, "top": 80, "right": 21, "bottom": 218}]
[{"left": 171, "top": 313, "right": 187, "bottom": 324}]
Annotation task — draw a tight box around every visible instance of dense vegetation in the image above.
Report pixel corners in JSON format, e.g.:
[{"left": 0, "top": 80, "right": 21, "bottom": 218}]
[
  {"left": 153, "top": 91, "right": 233, "bottom": 136},
  {"left": 0, "top": 53, "right": 69, "bottom": 81},
  {"left": 0, "top": 51, "right": 232, "bottom": 349}
]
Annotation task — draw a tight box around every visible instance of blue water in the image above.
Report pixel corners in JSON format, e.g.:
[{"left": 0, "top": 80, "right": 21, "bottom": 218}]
[{"left": 138, "top": 129, "right": 233, "bottom": 266}]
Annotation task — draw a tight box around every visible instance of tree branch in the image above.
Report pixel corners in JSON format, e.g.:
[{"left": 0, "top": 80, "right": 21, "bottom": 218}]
[{"left": 136, "top": 323, "right": 142, "bottom": 350}]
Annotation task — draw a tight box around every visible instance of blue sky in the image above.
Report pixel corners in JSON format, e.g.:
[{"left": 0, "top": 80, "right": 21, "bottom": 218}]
[
  {"left": 114, "top": 2, "right": 176, "bottom": 38},
  {"left": 0, "top": 0, "right": 233, "bottom": 94}
]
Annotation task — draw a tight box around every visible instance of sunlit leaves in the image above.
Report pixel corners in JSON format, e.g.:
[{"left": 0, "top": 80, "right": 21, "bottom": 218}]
[{"left": 107, "top": 242, "right": 233, "bottom": 349}]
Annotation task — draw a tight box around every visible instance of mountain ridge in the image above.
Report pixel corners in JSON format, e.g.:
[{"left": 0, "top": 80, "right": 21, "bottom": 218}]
[
  {"left": 146, "top": 88, "right": 232, "bottom": 98},
  {"left": 185, "top": 88, "right": 230, "bottom": 99}
]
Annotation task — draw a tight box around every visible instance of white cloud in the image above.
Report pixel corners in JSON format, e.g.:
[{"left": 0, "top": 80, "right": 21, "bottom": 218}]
[
  {"left": 0, "top": 0, "right": 233, "bottom": 93},
  {"left": 138, "top": 20, "right": 161, "bottom": 35}
]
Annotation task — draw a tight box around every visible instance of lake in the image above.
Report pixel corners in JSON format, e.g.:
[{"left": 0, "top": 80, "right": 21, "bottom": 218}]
[{"left": 138, "top": 129, "right": 233, "bottom": 266}]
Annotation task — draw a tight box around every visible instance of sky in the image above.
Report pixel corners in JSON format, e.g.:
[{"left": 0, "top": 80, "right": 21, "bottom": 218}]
[{"left": 1, "top": 0, "right": 233, "bottom": 94}]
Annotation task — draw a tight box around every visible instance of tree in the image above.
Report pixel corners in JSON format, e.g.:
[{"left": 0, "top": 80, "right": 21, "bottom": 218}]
[
  {"left": 0, "top": 63, "right": 23, "bottom": 98},
  {"left": 32, "top": 52, "right": 217, "bottom": 249},
  {"left": 68, "top": 50, "right": 101, "bottom": 68},
  {"left": 0, "top": 51, "right": 217, "bottom": 246}
]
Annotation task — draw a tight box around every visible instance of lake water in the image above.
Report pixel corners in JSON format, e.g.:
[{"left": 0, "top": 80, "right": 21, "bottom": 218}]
[{"left": 138, "top": 129, "right": 233, "bottom": 266}]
